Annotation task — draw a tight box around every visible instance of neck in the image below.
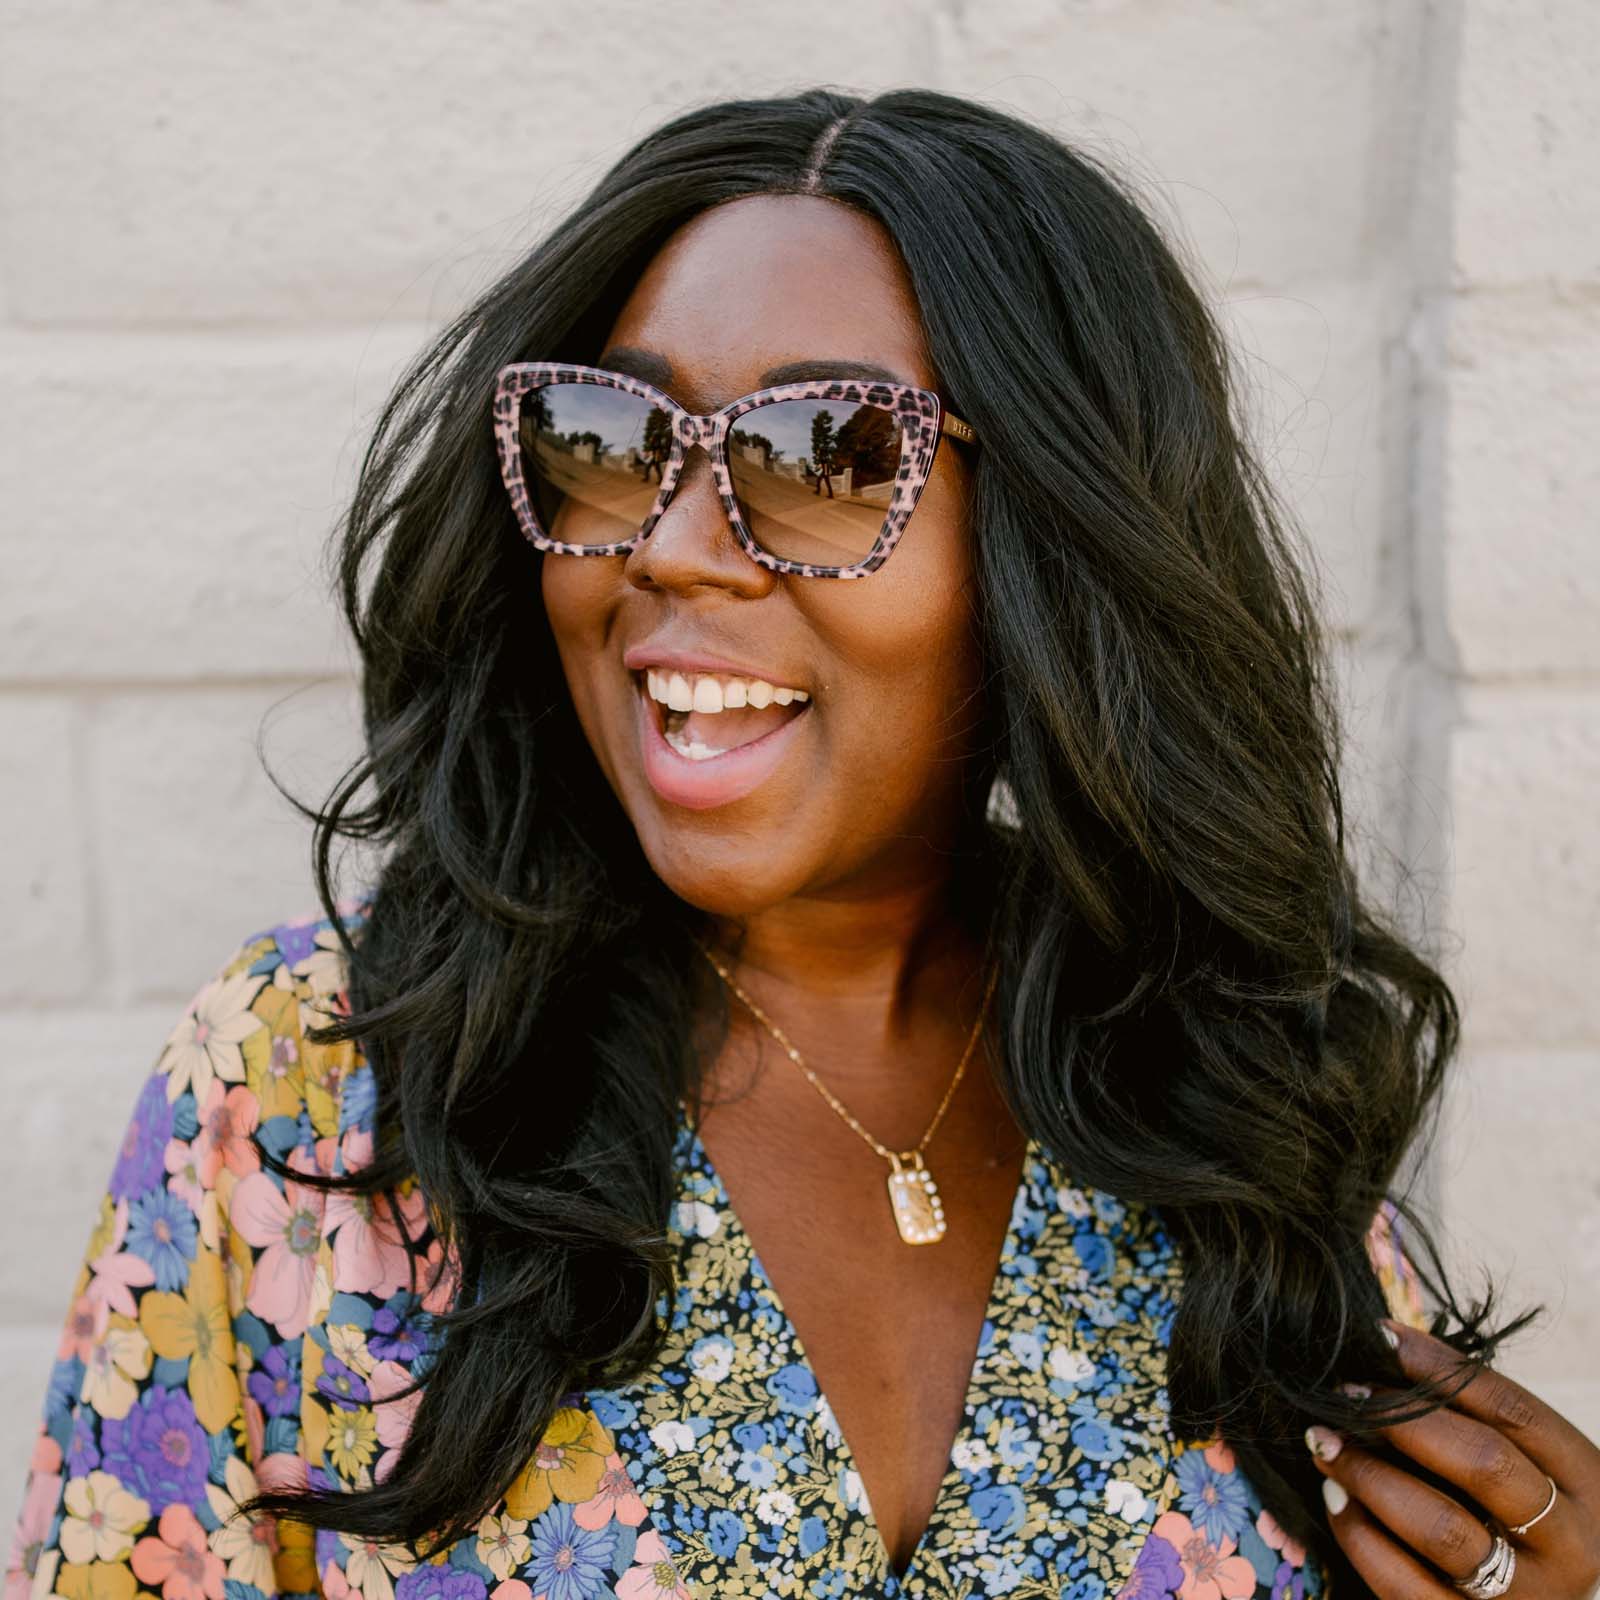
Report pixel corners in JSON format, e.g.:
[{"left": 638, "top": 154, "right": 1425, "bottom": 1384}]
[{"left": 703, "top": 872, "right": 990, "bottom": 1070}]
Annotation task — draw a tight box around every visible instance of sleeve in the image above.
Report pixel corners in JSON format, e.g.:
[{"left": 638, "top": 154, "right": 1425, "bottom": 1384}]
[
  {"left": 5, "top": 927, "right": 324, "bottom": 1600},
  {"left": 1364, "top": 1196, "right": 1432, "bottom": 1333}
]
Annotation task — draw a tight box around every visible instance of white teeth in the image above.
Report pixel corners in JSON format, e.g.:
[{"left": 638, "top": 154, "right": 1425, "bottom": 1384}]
[
  {"left": 664, "top": 729, "right": 725, "bottom": 761},
  {"left": 642, "top": 670, "right": 809, "bottom": 712}
]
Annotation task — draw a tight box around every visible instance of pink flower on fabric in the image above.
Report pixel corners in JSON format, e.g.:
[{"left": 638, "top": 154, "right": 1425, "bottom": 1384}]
[
  {"left": 368, "top": 1360, "right": 422, "bottom": 1483},
  {"left": 1149, "top": 1508, "right": 1256, "bottom": 1600},
  {"left": 5, "top": 1453, "right": 63, "bottom": 1600},
  {"left": 229, "top": 1152, "right": 325, "bottom": 1339},
  {"left": 57, "top": 1292, "right": 109, "bottom": 1364},
  {"left": 324, "top": 1132, "right": 424, "bottom": 1299},
  {"left": 616, "top": 1532, "right": 693, "bottom": 1599},
  {"left": 1254, "top": 1507, "right": 1306, "bottom": 1567},
  {"left": 489, "top": 1584, "right": 530, "bottom": 1600},
  {"left": 130, "top": 1504, "right": 225, "bottom": 1600},
  {"left": 193, "top": 1081, "right": 261, "bottom": 1185},
  {"left": 572, "top": 1454, "right": 647, "bottom": 1531},
  {"left": 84, "top": 1198, "right": 156, "bottom": 1321}
]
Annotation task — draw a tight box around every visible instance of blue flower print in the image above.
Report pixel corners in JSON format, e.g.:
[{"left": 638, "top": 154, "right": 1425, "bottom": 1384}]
[
  {"left": 970, "top": 1482, "right": 1026, "bottom": 1538},
  {"left": 707, "top": 1509, "right": 746, "bottom": 1558},
  {"left": 1069, "top": 1413, "right": 1127, "bottom": 1465},
  {"left": 524, "top": 1502, "right": 613, "bottom": 1600},
  {"left": 1072, "top": 1229, "right": 1114, "bottom": 1281},
  {"left": 766, "top": 1362, "right": 817, "bottom": 1415},
  {"left": 1175, "top": 1443, "right": 1255, "bottom": 1545},
  {"left": 125, "top": 1187, "right": 197, "bottom": 1290}
]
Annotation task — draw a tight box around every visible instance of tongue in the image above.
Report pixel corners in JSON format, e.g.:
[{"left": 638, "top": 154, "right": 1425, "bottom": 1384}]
[{"left": 678, "top": 702, "right": 802, "bottom": 752}]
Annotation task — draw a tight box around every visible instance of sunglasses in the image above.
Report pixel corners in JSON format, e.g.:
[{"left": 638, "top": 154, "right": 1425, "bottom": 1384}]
[{"left": 492, "top": 362, "right": 979, "bottom": 579}]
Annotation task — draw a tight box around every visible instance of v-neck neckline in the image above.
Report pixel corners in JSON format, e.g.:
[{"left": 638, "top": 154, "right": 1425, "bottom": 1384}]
[
  {"left": 681, "top": 1109, "right": 1037, "bottom": 1590},
  {"left": 585, "top": 1106, "right": 1186, "bottom": 1599}
]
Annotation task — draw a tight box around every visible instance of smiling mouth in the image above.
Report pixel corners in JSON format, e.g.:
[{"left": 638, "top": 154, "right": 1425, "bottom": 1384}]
[{"left": 640, "top": 668, "right": 811, "bottom": 761}]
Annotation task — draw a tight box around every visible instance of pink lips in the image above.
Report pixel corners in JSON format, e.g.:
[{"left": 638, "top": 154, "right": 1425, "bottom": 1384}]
[{"left": 634, "top": 675, "right": 811, "bottom": 811}]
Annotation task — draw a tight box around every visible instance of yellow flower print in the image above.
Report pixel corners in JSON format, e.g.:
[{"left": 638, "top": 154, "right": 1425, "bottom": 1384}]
[
  {"left": 326, "top": 1321, "right": 376, "bottom": 1378},
  {"left": 54, "top": 1559, "right": 137, "bottom": 1600},
  {"left": 338, "top": 1532, "right": 415, "bottom": 1600},
  {"left": 58, "top": 1473, "right": 151, "bottom": 1564},
  {"left": 244, "top": 984, "right": 306, "bottom": 1121},
  {"left": 328, "top": 1407, "right": 379, "bottom": 1479},
  {"left": 79, "top": 1318, "right": 152, "bottom": 1422},
  {"left": 138, "top": 1251, "right": 236, "bottom": 1434},
  {"left": 503, "top": 1408, "right": 612, "bottom": 1519},
  {"left": 474, "top": 1514, "right": 531, "bottom": 1582},
  {"left": 204, "top": 1456, "right": 277, "bottom": 1592}
]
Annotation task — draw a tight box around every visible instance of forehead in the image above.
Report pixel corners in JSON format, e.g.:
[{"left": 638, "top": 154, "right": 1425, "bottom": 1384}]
[{"left": 600, "top": 193, "right": 936, "bottom": 410}]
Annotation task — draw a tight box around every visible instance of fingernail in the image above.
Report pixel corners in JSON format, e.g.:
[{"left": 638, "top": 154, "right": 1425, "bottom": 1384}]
[
  {"left": 1379, "top": 1321, "right": 1401, "bottom": 1350},
  {"left": 1322, "top": 1477, "right": 1349, "bottom": 1515},
  {"left": 1304, "top": 1424, "right": 1343, "bottom": 1462},
  {"left": 1337, "top": 1381, "right": 1372, "bottom": 1400}
]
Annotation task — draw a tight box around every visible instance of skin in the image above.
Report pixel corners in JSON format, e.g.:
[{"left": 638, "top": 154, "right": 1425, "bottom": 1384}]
[
  {"left": 541, "top": 192, "right": 1026, "bottom": 1574},
  {"left": 1308, "top": 1321, "right": 1600, "bottom": 1596},
  {"left": 542, "top": 192, "right": 1600, "bottom": 1592}
]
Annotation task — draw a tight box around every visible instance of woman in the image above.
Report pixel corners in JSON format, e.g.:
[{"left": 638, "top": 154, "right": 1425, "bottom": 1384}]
[{"left": 9, "top": 87, "right": 1598, "bottom": 1600}]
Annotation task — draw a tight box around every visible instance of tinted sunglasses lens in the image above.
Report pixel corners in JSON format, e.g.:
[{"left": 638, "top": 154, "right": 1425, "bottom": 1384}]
[
  {"left": 728, "top": 398, "right": 906, "bottom": 568},
  {"left": 518, "top": 382, "right": 673, "bottom": 545}
]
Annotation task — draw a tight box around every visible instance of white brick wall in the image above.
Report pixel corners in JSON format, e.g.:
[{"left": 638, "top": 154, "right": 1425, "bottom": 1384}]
[{"left": 2, "top": 0, "right": 1595, "bottom": 1523}]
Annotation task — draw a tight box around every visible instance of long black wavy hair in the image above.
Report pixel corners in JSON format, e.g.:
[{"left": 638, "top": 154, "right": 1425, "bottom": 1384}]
[{"left": 252, "top": 85, "right": 1538, "bottom": 1592}]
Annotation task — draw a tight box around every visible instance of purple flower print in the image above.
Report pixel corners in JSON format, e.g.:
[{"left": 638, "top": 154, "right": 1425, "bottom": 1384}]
[
  {"left": 125, "top": 1188, "right": 197, "bottom": 1291},
  {"left": 369, "top": 1300, "right": 430, "bottom": 1365},
  {"left": 317, "top": 1355, "right": 372, "bottom": 1410},
  {"left": 66, "top": 1408, "right": 101, "bottom": 1478},
  {"left": 109, "top": 1076, "right": 176, "bottom": 1201},
  {"left": 393, "top": 1566, "right": 487, "bottom": 1600},
  {"left": 100, "top": 1385, "right": 209, "bottom": 1507},
  {"left": 247, "top": 1343, "right": 302, "bottom": 1418},
  {"left": 1116, "top": 1532, "right": 1184, "bottom": 1599}
]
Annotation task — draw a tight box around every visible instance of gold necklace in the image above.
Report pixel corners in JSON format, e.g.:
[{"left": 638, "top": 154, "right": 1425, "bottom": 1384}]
[{"left": 695, "top": 944, "right": 1000, "bottom": 1246}]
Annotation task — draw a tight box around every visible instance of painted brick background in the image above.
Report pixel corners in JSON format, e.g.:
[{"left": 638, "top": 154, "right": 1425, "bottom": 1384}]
[{"left": 3, "top": 0, "right": 1596, "bottom": 1521}]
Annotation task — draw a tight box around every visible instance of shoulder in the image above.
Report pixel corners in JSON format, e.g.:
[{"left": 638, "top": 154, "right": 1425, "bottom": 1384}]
[{"left": 151, "top": 897, "right": 373, "bottom": 1141}]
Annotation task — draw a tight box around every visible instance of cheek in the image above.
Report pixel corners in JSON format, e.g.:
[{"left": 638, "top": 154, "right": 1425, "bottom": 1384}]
[{"left": 539, "top": 555, "right": 624, "bottom": 737}]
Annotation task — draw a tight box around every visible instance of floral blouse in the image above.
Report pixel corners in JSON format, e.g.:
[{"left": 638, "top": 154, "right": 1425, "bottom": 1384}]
[{"left": 7, "top": 905, "right": 1431, "bottom": 1600}]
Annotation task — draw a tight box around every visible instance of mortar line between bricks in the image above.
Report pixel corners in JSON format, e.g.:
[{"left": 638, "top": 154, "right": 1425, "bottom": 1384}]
[{"left": 0, "top": 674, "right": 356, "bottom": 695}]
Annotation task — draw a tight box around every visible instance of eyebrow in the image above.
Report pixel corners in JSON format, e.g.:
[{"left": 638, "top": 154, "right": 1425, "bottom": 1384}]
[{"left": 596, "top": 345, "right": 911, "bottom": 395}]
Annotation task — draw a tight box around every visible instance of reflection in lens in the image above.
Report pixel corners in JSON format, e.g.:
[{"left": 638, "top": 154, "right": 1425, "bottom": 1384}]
[
  {"left": 518, "top": 383, "right": 673, "bottom": 545},
  {"left": 727, "top": 399, "right": 904, "bottom": 568}
]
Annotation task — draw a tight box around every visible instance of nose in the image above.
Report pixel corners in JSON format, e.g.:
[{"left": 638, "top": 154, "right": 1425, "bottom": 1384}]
[{"left": 623, "top": 442, "right": 774, "bottom": 599}]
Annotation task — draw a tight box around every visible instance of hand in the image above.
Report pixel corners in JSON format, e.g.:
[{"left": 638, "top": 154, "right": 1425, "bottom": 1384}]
[{"left": 1304, "top": 1318, "right": 1600, "bottom": 1597}]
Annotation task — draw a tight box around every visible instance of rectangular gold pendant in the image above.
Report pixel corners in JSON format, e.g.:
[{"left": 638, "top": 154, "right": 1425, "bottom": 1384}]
[{"left": 887, "top": 1162, "right": 947, "bottom": 1245}]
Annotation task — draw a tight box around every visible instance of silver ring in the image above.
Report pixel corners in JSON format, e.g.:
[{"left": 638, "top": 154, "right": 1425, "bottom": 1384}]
[
  {"left": 1507, "top": 1473, "right": 1558, "bottom": 1537},
  {"left": 1452, "top": 1530, "right": 1515, "bottom": 1598}
]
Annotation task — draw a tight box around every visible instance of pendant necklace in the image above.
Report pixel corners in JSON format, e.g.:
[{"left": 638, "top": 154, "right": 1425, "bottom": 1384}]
[{"left": 694, "top": 943, "right": 1000, "bottom": 1246}]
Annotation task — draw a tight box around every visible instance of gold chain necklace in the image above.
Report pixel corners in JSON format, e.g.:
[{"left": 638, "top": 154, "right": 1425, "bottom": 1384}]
[{"left": 695, "top": 944, "right": 1000, "bottom": 1246}]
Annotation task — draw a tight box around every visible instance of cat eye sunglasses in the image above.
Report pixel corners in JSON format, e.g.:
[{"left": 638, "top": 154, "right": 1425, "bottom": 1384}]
[{"left": 492, "top": 362, "right": 979, "bottom": 580}]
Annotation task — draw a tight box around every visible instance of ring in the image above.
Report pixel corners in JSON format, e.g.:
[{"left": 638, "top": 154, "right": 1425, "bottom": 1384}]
[
  {"left": 1451, "top": 1530, "right": 1515, "bottom": 1597},
  {"left": 1506, "top": 1472, "right": 1558, "bottom": 1537}
]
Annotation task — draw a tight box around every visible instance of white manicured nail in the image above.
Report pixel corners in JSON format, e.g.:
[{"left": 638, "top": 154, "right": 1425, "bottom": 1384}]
[{"left": 1322, "top": 1477, "right": 1349, "bottom": 1516}]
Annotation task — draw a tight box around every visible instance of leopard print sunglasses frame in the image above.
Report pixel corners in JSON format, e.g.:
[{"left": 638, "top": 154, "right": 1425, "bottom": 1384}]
[{"left": 492, "top": 362, "right": 979, "bottom": 579}]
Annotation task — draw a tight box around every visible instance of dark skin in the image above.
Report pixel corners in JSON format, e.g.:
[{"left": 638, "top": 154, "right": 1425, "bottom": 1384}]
[
  {"left": 543, "top": 192, "right": 1600, "bottom": 1591},
  {"left": 541, "top": 192, "right": 1024, "bottom": 1574}
]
